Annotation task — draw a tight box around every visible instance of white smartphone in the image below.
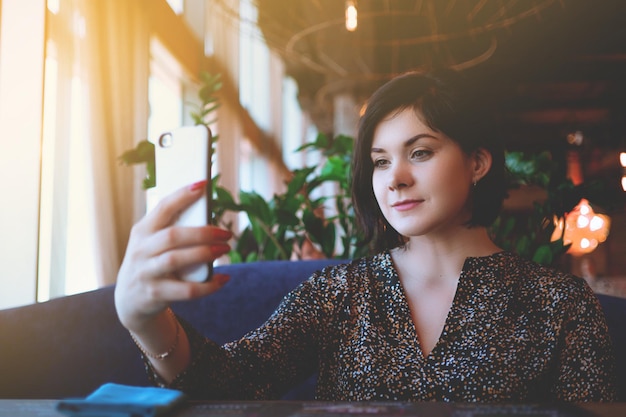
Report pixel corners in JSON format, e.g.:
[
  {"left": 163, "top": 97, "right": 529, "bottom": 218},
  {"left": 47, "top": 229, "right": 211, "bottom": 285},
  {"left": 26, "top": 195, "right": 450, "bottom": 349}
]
[{"left": 153, "top": 124, "right": 213, "bottom": 282}]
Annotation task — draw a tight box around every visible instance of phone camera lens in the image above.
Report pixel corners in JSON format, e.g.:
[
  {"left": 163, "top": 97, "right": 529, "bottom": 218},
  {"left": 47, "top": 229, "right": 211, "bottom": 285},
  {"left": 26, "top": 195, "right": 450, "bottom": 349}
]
[{"left": 158, "top": 133, "right": 173, "bottom": 148}]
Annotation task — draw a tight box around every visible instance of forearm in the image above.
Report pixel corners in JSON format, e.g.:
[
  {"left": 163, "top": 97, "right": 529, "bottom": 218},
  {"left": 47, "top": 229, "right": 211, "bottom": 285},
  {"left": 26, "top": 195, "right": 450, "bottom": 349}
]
[
  {"left": 142, "top": 319, "right": 250, "bottom": 400},
  {"left": 128, "top": 308, "right": 192, "bottom": 383}
]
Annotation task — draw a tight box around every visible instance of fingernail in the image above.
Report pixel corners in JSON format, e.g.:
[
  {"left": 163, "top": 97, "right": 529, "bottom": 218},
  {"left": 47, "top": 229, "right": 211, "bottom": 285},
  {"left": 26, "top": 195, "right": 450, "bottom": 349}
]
[
  {"left": 189, "top": 180, "right": 208, "bottom": 192},
  {"left": 213, "top": 243, "right": 231, "bottom": 255},
  {"left": 213, "top": 228, "right": 233, "bottom": 240},
  {"left": 214, "top": 274, "right": 230, "bottom": 285}
]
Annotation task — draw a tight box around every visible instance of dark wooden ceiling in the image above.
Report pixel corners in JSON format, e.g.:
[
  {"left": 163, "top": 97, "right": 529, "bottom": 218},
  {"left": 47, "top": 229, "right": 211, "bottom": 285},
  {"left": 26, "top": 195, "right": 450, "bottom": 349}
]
[
  {"left": 254, "top": 0, "right": 625, "bottom": 150},
  {"left": 463, "top": 0, "right": 626, "bottom": 151}
]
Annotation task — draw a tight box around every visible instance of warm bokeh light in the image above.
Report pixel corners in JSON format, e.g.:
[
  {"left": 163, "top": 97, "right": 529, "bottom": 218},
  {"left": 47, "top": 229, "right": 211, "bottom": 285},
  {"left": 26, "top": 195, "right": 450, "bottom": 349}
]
[
  {"left": 345, "top": 1, "right": 358, "bottom": 32},
  {"left": 551, "top": 198, "right": 610, "bottom": 256}
]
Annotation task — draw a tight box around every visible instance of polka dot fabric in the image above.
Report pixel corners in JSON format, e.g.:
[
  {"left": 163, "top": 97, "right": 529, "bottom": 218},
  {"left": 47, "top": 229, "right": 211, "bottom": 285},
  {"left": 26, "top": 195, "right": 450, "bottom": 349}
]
[{"left": 146, "top": 251, "right": 616, "bottom": 402}]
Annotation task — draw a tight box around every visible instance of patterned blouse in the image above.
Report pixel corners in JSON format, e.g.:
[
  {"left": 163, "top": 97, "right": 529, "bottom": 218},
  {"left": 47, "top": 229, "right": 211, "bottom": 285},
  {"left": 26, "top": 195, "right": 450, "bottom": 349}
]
[{"left": 147, "top": 251, "right": 617, "bottom": 402}]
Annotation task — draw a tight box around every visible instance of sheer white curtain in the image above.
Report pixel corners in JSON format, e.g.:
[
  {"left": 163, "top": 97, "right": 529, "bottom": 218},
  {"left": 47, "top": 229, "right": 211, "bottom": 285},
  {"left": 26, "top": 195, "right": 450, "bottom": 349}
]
[{"left": 79, "top": 0, "right": 150, "bottom": 286}]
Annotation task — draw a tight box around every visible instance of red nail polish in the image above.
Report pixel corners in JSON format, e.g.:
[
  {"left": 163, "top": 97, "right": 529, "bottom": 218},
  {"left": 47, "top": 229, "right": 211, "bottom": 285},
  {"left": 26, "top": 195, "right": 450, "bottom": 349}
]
[
  {"left": 214, "top": 274, "right": 230, "bottom": 285},
  {"left": 189, "top": 180, "right": 208, "bottom": 192},
  {"left": 213, "top": 228, "right": 233, "bottom": 240},
  {"left": 213, "top": 243, "right": 231, "bottom": 255}
]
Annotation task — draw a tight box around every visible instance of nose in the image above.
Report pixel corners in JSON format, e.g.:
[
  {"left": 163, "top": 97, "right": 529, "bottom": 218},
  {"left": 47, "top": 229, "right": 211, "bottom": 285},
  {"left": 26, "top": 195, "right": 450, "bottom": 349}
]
[{"left": 387, "top": 161, "right": 414, "bottom": 191}]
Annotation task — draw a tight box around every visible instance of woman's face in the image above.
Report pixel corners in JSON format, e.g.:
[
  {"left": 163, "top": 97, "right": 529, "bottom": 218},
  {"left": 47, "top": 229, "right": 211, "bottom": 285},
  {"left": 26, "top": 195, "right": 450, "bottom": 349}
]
[{"left": 371, "top": 108, "right": 478, "bottom": 239}]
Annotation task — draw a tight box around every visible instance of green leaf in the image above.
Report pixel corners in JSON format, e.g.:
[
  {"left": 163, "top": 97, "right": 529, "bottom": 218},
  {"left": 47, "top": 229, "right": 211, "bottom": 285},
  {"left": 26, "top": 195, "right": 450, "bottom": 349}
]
[
  {"left": 214, "top": 186, "right": 238, "bottom": 211},
  {"left": 514, "top": 235, "right": 531, "bottom": 257},
  {"left": 286, "top": 167, "right": 315, "bottom": 196},
  {"left": 263, "top": 240, "right": 285, "bottom": 261},
  {"left": 118, "top": 140, "right": 155, "bottom": 165},
  {"left": 118, "top": 140, "right": 156, "bottom": 189},
  {"left": 502, "top": 217, "right": 516, "bottom": 236},
  {"left": 536, "top": 173, "right": 549, "bottom": 188},
  {"left": 274, "top": 209, "right": 300, "bottom": 227},
  {"left": 276, "top": 193, "right": 302, "bottom": 214},
  {"left": 245, "top": 252, "right": 258, "bottom": 263},
  {"left": 201, "top": 104, "right": 220, "bottom": 115},
  {"left": 294, "top": 132, "right": 329, "bottom": 153},
  {"left": 228, "top": 250, "right": 243, "bottom": 264},
  {"left": 329, "top": 134, "right": 354, "bottom": 155},
  {"left": 319, "top": 156, "right": 348, "bottom": 181},
  {"left": 239, "top": 191, "right": 273, "bottom": 223},
  {"left": 248, "top": 217, "right": 267, "bottom": 247},
  {"left": 303, "top": 209, "right": 325, "bottom": 244},
  {"left": 321, "top": 223, "right": 336, "bottom": 257},
  {"left": 532, "top": 244, "right": 553, "bottom": 266}
]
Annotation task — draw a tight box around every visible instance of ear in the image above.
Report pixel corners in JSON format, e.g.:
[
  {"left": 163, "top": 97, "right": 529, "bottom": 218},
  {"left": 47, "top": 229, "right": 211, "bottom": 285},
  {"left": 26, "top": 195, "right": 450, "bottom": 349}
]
[{"left": 471, "top": 148, "right": 492, "bottom": 184}]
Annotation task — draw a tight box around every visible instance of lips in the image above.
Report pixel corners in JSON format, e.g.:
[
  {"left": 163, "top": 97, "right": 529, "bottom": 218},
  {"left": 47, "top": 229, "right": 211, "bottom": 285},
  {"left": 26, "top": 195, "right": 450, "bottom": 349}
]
[{"left": 391, "top": 199, "right": 422, "bottom": 211}]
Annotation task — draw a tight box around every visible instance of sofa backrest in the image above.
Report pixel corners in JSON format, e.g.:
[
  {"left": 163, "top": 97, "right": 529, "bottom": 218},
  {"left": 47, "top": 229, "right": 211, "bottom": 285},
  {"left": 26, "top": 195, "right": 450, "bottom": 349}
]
[
  {"left": 0, "top": 284, "right": 146, "bottom": 398},
  {"left": 596, "top": 292, "right": 626, "bottom": 401},
  {"left": 0, "top": 258, "right": 624, "bottom": 400},
  {"left": 170, "top": 259, "right": 346, "bottom": 346},
  {"left": 0, "top": 259, "right": 345, "bottom": 399}
]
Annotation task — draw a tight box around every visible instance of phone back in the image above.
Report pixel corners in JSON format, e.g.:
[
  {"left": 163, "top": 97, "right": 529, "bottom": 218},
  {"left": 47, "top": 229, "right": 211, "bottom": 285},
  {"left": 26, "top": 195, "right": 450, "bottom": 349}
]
[{"left": 152, "top": 124, "right": 212, "bottom": 282}]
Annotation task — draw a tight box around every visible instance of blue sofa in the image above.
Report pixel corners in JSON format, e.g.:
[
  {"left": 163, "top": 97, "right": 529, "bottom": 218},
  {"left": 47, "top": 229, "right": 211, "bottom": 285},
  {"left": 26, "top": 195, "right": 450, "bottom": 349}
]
[{"left": 0, "top": 259, "right": 624, "bottom": 400}]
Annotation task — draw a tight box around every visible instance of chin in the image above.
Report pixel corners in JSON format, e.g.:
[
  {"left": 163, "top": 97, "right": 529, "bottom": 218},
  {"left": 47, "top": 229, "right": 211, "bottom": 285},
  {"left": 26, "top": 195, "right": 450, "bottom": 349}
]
[{"left": 397, "top": 220, "right": 467, "bottom": 238}]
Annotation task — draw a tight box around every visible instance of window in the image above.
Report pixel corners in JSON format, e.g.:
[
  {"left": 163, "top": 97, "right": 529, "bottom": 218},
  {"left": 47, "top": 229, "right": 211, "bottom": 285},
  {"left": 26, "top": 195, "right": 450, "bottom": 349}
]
[
  {"left": 38, "top": 2, "right": 98, "bottom": 301},
  {"left": 148, "top": 39, "right": 185, "bottom": 142},
  {"left": 0, "top": 0, "right": 205, "bottom": 308},
  {"left": 238, "top": 0, "right": 273, "bottom": 200},
  {"left": 0, "top": 0, "right": 47, "bottom": 308},
  {"left": 238, "top": 0, "right": 316, "bottom": 196},
  {"left": 145, "top": 37, "right": 187, "bottom": 212}
]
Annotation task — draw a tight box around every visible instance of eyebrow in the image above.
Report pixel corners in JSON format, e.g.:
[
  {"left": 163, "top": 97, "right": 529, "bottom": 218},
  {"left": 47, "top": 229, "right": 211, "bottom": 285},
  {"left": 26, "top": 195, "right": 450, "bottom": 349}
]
[{"left": 371, "top": 133, "right": 438, "bottom": 154}]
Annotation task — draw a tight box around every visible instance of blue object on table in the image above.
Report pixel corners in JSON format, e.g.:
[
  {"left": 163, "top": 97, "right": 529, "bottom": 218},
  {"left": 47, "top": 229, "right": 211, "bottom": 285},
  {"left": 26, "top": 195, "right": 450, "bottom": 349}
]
[{"left": 56, "top": 383, "right": 187, "bottom": 417}]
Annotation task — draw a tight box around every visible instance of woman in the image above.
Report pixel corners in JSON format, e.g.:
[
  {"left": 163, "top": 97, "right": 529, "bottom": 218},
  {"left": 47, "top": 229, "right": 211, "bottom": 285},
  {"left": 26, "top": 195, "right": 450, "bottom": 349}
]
[{"left": 114, "top": 71, "right": 616, "bottom": 402}]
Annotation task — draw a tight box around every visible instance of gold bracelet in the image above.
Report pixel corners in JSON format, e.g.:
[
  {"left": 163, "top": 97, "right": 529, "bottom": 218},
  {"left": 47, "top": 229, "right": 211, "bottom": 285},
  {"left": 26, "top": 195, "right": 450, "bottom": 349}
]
[{"left": 129, "top": 308, "right": 180, "bottom": 360}]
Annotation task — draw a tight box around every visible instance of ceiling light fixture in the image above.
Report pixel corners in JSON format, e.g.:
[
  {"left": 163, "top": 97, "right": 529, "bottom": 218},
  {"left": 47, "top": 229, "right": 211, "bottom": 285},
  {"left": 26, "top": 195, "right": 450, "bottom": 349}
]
[{"left": 345, "top": 1, "right": 358, "bottom": 32}]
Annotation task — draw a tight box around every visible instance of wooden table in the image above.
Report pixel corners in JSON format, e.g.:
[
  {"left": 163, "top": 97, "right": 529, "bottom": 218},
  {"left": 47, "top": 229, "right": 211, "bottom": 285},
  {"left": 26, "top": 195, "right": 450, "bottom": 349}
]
[{"left": 2, "top": 399, "right": 626, "bottom": 417}]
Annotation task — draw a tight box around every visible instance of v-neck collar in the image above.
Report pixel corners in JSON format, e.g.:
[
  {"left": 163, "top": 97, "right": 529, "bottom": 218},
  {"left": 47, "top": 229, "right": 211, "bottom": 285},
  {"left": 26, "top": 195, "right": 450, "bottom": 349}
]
[{"left": 374, "top": 250, "right": 512, "bottom": 361}]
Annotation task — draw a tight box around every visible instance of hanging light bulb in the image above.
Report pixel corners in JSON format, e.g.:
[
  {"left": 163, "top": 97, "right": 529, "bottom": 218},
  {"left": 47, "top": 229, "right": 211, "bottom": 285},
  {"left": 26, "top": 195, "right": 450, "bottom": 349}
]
[
  {"left": 620, "top": 152, "right": 626, "bottom": 191},
  {"left": 345, "top": 0, "right": 358, "bottom": 32},
  {"left": 551, "top": 198, "right": 611, "bottom": 256}
]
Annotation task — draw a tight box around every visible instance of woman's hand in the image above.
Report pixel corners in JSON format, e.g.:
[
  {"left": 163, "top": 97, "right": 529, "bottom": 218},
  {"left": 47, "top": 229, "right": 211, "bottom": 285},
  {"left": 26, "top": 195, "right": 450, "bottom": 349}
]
[{"left": 114, "top": 180, "right": 232, "bottom": 333}]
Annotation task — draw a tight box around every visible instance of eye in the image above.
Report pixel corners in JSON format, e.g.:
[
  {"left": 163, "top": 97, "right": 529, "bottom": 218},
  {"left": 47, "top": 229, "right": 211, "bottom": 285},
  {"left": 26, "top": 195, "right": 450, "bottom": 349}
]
[
  {"left": 372, "top": 158, "right": 390, "bottom": 168},
  {"left": 410, "top": 149, "right": 432, "bottom": 160}
]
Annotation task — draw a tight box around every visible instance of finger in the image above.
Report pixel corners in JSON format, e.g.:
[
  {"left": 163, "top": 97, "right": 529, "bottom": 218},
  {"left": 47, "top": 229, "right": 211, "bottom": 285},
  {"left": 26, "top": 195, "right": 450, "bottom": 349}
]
[
  {"left": 139, "top": 225, "right": 232, "bottom": 261},
  {"left": 144, "top": 242, "right": 231, "bottom": 279},
  {"left": 145, "top": 273, "right": 231, "bottom": 303},
  {"left": 142, "top": 180, "right": 208, "bottom": 233}
]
